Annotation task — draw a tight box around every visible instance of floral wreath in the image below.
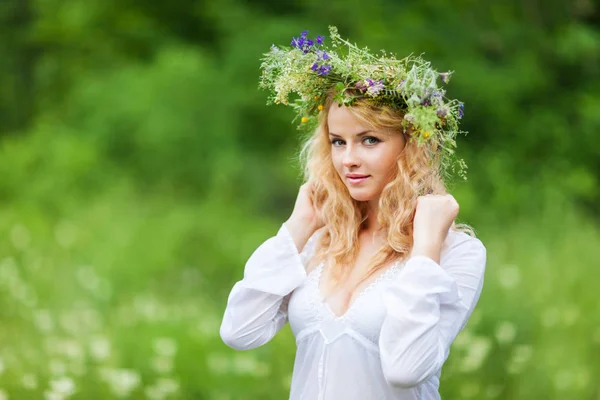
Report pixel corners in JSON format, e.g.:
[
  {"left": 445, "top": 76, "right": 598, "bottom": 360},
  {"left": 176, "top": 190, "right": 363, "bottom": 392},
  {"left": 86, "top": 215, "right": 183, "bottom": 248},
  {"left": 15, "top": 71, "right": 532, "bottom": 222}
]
[{"left": 259, "top": 26, "right": 469, "bottom": 180}]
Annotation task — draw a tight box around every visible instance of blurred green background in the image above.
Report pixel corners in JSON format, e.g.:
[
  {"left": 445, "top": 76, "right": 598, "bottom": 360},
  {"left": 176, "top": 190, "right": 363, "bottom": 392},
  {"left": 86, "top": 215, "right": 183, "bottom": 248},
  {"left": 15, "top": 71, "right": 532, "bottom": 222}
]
[{"left": 0, "top": 0, "right": 598, "bottom": 399}]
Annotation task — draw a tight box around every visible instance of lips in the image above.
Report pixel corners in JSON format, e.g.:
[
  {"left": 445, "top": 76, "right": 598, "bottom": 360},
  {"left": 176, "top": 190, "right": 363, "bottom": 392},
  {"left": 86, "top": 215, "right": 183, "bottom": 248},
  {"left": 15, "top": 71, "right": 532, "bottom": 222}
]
[{"left": 346, "top": 174, "right": 370, "bottom": 185}]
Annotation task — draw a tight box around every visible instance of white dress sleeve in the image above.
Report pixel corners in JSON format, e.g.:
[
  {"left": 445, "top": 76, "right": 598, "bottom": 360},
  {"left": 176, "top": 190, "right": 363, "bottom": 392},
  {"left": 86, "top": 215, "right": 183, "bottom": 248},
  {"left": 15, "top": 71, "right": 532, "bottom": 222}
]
[
  {"left": 379, "top": 232, "right": 487, "bottom": 388},
  {"left": 220, "top": 223, "right": 319, "bottom": 350}
]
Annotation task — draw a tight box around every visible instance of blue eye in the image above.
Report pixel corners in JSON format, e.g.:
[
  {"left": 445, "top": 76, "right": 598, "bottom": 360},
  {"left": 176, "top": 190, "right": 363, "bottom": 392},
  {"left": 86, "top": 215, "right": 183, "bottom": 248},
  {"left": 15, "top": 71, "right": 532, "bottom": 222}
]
[
  {"left": 330, "top": 139, "right": 345, "bottom": 146},
  {"left": 364, "top": 137, "right": 380, "bottom": 145}
]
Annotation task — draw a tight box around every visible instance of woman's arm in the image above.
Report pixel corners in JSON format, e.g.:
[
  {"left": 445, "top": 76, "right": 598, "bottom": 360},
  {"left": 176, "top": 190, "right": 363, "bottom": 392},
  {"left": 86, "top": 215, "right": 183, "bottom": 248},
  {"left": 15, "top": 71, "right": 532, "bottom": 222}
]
[
  {"left": 219, "top": 221, "right": 319, "bottom": 350},
  {"left": 379, "top": 233, "right": 487, "bottom": 388}
]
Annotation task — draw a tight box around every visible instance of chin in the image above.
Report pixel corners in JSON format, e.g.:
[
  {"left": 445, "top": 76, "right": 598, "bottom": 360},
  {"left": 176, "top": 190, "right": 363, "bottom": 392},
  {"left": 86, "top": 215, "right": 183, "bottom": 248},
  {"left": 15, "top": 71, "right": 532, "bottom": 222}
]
[{"left": 347, "top": 189, "right": 376, "bottom": 202}]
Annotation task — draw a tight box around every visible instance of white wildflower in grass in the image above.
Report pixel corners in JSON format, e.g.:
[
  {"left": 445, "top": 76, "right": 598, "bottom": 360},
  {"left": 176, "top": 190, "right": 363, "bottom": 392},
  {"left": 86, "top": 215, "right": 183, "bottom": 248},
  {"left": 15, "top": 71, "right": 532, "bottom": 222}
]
[
  {"left": 49, "top": 376, "right": 76, "bottom": 397},
  {"left": 459, "top": 336, "right": 492, "bottom": 373},
  {"left": 63, "top": 339, "right": 84, "bottom": 361},
  {"left": 88, "top": 336, "right": 111, "bottom": 361},
  {"left": 43, "top": 391, "right": 64, "bottom": 400},
  {"left": 507, "top": 345, "right": 533, "bottom": 374},
  {"left": 156, "top": 377, "right": 179, "bottom": 394},
  {"left": 133, "top": 296, "right": 168, "bottom": 322},
  {"left": 10, "top": 224, "right": 30, "bottom": 250},
  {"left": 54, "top": 220, "right": 78, "bottom": 249},
  {"left": 45, "top": 337, "right": 84, "bottom": 361},
  {"left": 76, "top": 265, "right": 101, "bottom": 293},
  {"left": 151, "top": 356, "right": 174, "bottom": 375},
  {"left": 34, "top": 309, "right": 55, "bottom": 333},
  {"left": 494, "top": 321, "right": 517, "bottom": 345},
  {"left": 22, "top": 373, "right": 38, "bottom": 389},
  {"left": 153, "top": 338, "right": 177, "bottom": 358},
  {"left": 99, "top": 368, "right": 141, "bottom": 397},
  {"left": 452, "top": 329, "right": 473, "bottom": 350},
  {"left": 144, "top": 385, "right": 165, "bottom": 400},
  {"left": 0, "top": 388, "right": 8, "bottom": 400},
  {"left": 497, "top": 264, "right": 520, "bottom": 289},
  {"left": 145, "top": 377, "right": 180, "bottom": 399},
  {"left": 484, "top": 384, "right": 504, "bottom": 398}
]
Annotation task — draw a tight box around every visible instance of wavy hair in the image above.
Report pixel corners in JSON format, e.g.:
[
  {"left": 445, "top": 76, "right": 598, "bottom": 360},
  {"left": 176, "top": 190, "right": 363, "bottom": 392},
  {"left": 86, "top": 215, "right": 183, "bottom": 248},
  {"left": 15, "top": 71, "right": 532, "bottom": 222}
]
[{"left": 298, "top": 90, "right": 474, "bottom": 291}]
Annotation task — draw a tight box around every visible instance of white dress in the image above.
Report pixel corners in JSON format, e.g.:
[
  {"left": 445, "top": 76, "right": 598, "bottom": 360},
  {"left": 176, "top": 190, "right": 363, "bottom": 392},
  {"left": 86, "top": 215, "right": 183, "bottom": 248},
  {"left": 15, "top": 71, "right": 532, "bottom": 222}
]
[{"left": 220, "top": 223, "right": 487, "bottom": 400}]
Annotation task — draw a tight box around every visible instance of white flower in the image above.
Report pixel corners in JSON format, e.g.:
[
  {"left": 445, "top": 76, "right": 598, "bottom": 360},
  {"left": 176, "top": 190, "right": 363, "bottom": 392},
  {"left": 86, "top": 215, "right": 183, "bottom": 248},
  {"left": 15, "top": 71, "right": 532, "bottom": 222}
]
[
  {"left": 494, "top": 321, "right": 517, "bottom": 344},
  {"left": 497, "top": 265, "right": 520, "bottom": 289},
  {"left": 459, "top": 336, "right": 492, "bottom": 373},
  {"left": 50, "top": 376, "right": 76, "bottom": 396},
  {"left": 100, "top": 368, "right": 141, "bottom": 397},
  {"left": 22, "top": 373, "right": 38, "bottom": 390},
  {"left": 153, "top": 338, "right": 177, "bottom": 358},
  {"left": 89, "top": 336, "right": 111, "bottom": 361}
]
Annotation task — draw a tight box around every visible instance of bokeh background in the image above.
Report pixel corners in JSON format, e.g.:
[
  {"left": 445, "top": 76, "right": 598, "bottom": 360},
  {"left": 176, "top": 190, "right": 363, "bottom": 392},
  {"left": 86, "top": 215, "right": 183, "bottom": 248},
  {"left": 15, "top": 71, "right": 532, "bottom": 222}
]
[{"left": 0, "top": 1, "right": 599, "bottom": 399}]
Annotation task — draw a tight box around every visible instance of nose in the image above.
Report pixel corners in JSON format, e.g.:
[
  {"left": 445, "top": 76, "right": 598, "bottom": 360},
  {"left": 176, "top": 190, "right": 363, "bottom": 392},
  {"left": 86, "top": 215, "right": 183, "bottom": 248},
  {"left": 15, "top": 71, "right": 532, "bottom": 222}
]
[{"left": 342, "top": 144, "right": 360, "bottom": 169}]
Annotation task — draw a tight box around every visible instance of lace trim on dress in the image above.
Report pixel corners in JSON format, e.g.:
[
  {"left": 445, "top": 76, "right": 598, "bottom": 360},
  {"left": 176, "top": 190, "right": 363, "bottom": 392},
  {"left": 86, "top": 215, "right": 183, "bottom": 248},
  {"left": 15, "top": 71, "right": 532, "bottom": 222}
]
[{"left": 313, "top": 260, "right": 405, "bottom": 321}]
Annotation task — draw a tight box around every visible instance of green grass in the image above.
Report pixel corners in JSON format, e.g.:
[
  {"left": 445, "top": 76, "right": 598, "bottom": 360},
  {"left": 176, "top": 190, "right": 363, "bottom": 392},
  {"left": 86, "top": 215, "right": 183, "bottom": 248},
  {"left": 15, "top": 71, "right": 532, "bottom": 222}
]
[{"left": 0, "top": 133, "right": 598, "bottom": 399}]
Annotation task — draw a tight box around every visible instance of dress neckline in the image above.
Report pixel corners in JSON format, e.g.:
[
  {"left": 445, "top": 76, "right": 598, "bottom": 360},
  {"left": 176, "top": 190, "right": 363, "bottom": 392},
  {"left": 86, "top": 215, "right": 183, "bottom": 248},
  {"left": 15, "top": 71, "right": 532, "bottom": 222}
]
[{"left": 313, "top": 260, "right": 403, "bottom": 320}]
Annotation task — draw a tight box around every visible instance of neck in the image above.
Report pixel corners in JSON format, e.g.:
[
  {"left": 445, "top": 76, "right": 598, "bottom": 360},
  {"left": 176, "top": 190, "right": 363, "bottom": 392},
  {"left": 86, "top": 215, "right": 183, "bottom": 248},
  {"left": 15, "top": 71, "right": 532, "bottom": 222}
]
[{"left": 363, "top": 198, "right": 383, "bottom": 233}]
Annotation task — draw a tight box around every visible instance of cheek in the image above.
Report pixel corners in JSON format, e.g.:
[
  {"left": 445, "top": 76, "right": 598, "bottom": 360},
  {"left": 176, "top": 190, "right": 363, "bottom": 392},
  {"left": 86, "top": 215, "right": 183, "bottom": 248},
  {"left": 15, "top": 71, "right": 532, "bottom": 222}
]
[
  {"left": 331, "top": 152, "right": 344, "bottom": 174},
  {"left": 371, "top": 147, "right": 400, "bottom": 178}
]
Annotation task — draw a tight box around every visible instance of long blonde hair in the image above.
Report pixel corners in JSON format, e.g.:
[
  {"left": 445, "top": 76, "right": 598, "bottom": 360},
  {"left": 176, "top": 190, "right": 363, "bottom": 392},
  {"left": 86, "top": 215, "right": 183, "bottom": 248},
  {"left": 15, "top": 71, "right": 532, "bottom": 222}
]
[{"left": 298, "top": 90, "right": 473, "bottom": 289}]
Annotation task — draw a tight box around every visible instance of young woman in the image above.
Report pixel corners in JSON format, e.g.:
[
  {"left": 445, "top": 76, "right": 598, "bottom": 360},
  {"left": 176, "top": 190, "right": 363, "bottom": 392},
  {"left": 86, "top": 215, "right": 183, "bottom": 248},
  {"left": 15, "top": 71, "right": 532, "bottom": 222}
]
[{"left": 220, "top": 28, "right": 486, "bottom": 400}]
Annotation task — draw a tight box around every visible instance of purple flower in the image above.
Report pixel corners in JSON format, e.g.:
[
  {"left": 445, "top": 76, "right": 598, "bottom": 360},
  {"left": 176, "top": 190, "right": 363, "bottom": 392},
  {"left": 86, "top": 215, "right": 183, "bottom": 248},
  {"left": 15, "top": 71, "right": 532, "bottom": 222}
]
[
  {"left": 355, "top": 80, "right": 368, "bottom": 92},
  {"left": 318, "top": 65, "right": 331, "bottom": 76},
  {"left": 311, "top": 63, "right": 319, "bottom": 71},
  {"left": 316, "top": 35, "right": 325, "bottom": 45},
  {"left": 437, "top": 107, "right": 448, "bottom": 117},
  {"left": 366, "top": 79, "right": 385, "bottom": 96},
  {"left": 458, "top": 102, "right": 464, "bottom": 119},
  {"left": 301, "top": 30, "right": 309, "bottom": 38},
  {"left": 321, "top": 51, "right": 329, "bottom": 60}
]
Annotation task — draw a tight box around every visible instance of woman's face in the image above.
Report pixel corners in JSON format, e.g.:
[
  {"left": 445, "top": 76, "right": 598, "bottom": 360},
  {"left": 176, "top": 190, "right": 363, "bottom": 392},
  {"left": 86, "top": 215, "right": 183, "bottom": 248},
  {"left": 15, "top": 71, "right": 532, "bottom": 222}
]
[{"left": 328, "top": 104, "right": 406, "bottom": 202}]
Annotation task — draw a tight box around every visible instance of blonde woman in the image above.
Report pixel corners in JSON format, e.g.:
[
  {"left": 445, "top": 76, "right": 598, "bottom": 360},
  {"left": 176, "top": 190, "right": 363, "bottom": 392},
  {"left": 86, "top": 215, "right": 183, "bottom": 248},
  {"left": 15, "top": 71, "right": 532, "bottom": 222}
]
[{"left": 220, "top": 28, "right": 486, "bottom": 400}]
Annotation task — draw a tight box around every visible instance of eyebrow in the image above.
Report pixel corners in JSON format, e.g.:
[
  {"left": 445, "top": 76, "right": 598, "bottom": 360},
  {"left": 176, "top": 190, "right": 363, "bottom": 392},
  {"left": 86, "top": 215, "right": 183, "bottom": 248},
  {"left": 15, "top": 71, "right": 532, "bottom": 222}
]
[{"left": 328, "top": 130, "right": 373, "bottom": 138}]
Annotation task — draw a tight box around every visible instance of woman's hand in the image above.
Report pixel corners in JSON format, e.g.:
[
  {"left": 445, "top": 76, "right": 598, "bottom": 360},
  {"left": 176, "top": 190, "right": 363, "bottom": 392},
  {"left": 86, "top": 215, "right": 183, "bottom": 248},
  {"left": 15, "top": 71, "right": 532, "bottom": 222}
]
[
  {"left": 284, "top": 182, "right": 325, "bottom": 253},
  {"left": 411, "top": 194, "right": 459, "bottom": 264}
]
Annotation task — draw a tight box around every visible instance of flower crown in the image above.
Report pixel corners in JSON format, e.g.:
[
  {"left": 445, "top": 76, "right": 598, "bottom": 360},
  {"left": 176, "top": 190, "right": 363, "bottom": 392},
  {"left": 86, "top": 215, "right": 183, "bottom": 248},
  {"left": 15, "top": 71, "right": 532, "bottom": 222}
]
[{"left": 259, "top": 26, "right": 468, "bottom": 180}]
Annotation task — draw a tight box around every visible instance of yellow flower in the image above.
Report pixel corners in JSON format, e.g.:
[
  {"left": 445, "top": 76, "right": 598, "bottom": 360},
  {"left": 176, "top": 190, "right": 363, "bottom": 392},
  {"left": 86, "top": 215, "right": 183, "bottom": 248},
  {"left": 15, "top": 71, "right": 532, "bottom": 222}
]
[
  {"left": 423, "top": 131, "right": 431, "bottom": 139},
  {"left": 318, "top": 105, "right": 324, "bottom": 111},
  {"left": 314, "top": 96, "right": 319, "bottom": 100},
  {"left": 301, "top": 117, "right": 309, "bottom": 123}
]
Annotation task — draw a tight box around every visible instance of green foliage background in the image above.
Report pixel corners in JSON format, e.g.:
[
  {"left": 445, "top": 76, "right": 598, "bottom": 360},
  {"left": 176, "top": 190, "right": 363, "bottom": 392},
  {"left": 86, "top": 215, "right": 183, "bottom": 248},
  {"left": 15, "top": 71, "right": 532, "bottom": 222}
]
[{"left": 0, "top": 1, "right": 598, "bottom": 399}]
